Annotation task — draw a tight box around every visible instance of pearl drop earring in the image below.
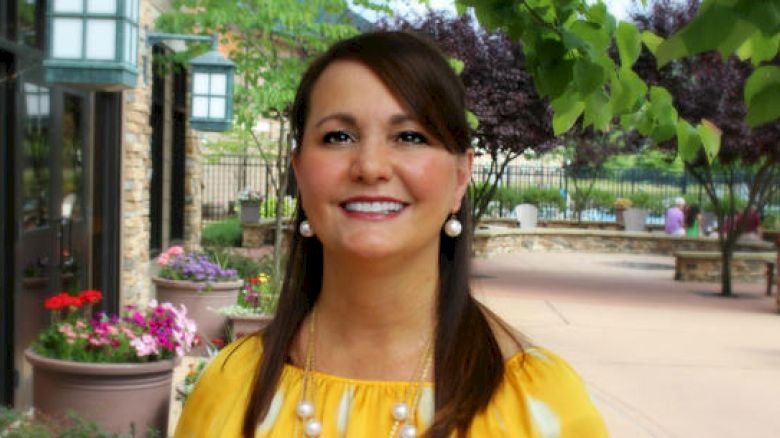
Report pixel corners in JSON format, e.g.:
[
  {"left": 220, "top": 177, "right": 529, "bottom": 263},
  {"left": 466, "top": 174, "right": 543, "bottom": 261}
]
[
  {"left": 299, "top": 220, "right": 314, "bottom": 237},
  {"left": 443, "top": 214, "right": 462, "bottom": 237}
]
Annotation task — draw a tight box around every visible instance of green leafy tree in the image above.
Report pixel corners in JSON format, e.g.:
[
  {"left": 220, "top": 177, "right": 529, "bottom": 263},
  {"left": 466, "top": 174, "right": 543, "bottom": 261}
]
[
  {"left": 156, "top": 0, "right": 388, "bottom": 286},
  {"left": 458, "top": 0, "right": 779, "bottom": 165},
  {"left": 459, "top": 0, "right": 779, "bottom": 297}
]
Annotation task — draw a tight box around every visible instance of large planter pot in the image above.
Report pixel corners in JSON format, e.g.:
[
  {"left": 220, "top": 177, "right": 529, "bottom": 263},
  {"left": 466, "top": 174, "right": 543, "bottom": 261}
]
[
  {"left": 227, "top": 313, "right": 274, "bottom": 340},
  {"left": 25, "top": 350, "right": 175, "bottom": 436},
  {"left": 153, "top": 277, "right": 242, "bottom": 342},
  {"left": 514, "top": 204, "right": 538, "bottom": 229},
  {"left": 623, "top": 208, "right": 648, "bottom": 232},
  {"left": 240, "top": 201, "right": 261, "bottom": 223}
]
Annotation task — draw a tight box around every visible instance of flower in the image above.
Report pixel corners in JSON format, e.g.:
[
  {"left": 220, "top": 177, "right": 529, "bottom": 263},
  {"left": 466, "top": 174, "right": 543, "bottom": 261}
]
[
  {"left": 157, "top": 251, "right": 239, "bottom": 284},
  {"left": 79, "top": 290, "right": 102, "bottom": 305},
  {"left": 237, "top": 187, "right": 262, "bottom": 203},
  {"left": 33, "top": 291, "right": 197, "bottom": 364}
]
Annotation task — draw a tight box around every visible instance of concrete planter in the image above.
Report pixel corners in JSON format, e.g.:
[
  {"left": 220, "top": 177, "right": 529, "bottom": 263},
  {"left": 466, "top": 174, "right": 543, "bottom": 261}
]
[
  {"left": 227, "top": 314, "right": 273, "bottom": 340},
  {"left": 153, "top": 277, "right": 242, "bottom": 343},
  {"left": 623, "top": 208, "right": 648, "bottom": 232},
  {"left": 240, "top": 201, "right": 261, "bottom": 223},
  {"left": 515, "top": 204, "right": 538, "bottom": 229},
  {"left": 25, "top": 350, "right": 176, "bottom": 436}
]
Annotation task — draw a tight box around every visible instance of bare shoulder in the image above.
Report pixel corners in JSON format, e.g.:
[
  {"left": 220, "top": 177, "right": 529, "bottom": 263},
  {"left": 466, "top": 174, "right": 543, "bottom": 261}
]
[{"left": 479, "top": 304, "right": 533, "bottom": 361}]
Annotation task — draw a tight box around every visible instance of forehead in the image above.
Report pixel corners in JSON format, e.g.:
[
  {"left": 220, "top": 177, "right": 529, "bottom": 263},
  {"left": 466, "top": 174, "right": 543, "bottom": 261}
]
[{"left": 307, "top": 60, "right": 409, "bottom": 120}]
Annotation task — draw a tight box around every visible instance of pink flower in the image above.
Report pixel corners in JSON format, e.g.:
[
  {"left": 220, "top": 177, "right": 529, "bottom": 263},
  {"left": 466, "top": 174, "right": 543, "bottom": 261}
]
[
  {"left": 167, "top": 246, "right": 184, "bottom": 257},
  {"left": 156, "top": 253, "right": 170, "bottom": 266},
  {"left": 131, "top": 334, "right": 159, "bottom": 357}
]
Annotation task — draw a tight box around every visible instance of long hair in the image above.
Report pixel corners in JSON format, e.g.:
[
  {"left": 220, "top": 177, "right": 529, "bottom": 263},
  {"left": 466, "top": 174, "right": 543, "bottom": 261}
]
[{"left": 242, "top": 31, "right": 505, "bottom": 437}]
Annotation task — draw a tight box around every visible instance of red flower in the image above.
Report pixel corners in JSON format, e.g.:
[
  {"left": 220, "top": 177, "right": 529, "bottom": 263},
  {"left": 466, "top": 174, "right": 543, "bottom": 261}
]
[
  {"left": 211, "top": 338, "right": 225, "bottom": 348},
  {"left": 44, "top": 294, "right": 66, "bottom": 310},
  {"left": 249, "top": 277, "right": 259, "bottom": 284},
  {"left": 79, "top": 290, "right": 103, "bottom": 305},
  {"left": 44, "top": 292, "right": 82, "bottom": 310}
]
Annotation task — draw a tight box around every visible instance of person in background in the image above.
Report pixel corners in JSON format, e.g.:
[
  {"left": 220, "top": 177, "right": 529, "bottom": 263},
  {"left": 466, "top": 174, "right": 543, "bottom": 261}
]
[
  {"left": 665, "top": 197, "right": 686, "bottom": 236},
  {"left": 729, "top": 206, "right": 763, "bottom": 241},
  {"left": 685, "top": 203, "right": 702, "bottom": 238}
]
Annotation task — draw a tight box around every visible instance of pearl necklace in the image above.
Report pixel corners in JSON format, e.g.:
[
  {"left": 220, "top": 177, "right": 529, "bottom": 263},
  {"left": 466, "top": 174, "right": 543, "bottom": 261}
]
[{"left": 295, "top": 308, "right": 433, "bottom": 438}]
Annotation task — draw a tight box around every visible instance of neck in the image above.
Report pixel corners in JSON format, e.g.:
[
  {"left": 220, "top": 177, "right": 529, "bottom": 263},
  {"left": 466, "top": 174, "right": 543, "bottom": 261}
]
[{"left": 301, "top": 244, "right": 439, "bottom": 380}]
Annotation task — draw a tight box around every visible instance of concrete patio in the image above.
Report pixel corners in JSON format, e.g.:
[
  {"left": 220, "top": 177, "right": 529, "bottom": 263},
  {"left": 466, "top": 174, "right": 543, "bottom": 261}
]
[{"left": 473, "top": 251, "right": 779, "bottom": 438}]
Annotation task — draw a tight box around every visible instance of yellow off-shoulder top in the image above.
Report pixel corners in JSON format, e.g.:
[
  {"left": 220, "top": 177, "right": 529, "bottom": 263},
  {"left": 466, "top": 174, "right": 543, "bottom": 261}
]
[{"left": 175, "top": 335, "right": 609, "bottom": 437}]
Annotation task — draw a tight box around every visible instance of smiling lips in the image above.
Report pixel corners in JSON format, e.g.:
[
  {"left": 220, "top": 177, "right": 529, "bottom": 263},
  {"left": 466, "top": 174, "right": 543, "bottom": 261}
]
[{"left": 340, "top": 197, "right": 408, "bottom": 219}]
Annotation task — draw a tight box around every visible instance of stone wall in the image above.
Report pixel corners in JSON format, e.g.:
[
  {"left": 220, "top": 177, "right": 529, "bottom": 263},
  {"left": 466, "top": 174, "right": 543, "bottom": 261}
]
[
  {"left": 242, "top": 219, "right": 294, "bottom": 248},
  {"left": 674, "top": 252, "right": 776, "bottom": 283},
  {"left": 120, "top": 0, "right": 202, "bottom": 307},
  {"left": 473, "top": 228, "right": 774, "bottom": 258}
]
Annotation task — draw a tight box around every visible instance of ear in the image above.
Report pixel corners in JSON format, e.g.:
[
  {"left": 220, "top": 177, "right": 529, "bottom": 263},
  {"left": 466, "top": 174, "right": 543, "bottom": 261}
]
[
  {"left": 452, "top": 149, "right": 474, "bottom": 212},
  {"left": 291, "top": 151, "right": 301, "bottom": 180}
]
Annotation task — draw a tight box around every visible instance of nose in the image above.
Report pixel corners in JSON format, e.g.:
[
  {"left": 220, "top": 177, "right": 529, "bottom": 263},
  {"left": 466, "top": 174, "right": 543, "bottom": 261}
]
[{"left": 348, "top": 136, "right": 392, "bottom": 184}]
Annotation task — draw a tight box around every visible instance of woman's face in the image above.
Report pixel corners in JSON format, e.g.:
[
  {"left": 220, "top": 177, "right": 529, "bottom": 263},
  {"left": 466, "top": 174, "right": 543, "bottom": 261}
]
[{"left": 293, "top": 60, "right": 473, "bottom": 260}]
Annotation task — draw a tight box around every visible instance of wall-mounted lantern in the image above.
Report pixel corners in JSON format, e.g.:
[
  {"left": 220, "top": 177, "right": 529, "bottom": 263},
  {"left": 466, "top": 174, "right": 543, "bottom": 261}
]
[
  {"left": 44, "top": 0, "right": 140, "bottom": 90},
  {"left": 147, "top": 33, "right": 235, "bottom": 132}
]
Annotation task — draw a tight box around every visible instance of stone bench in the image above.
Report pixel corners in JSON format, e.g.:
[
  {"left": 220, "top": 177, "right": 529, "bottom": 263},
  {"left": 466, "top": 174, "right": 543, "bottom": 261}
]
[
  {"left": 473, "top": 228, "right": 773, "bottom": 258},
  {"left": 673, "top": 251, "right": 776, "bottom": 295}
]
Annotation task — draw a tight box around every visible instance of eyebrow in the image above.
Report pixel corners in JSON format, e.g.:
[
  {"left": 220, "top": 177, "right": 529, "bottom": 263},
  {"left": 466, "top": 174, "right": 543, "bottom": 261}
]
[{"left": 314, "top": 112, "right": 416, "bottom": 128}]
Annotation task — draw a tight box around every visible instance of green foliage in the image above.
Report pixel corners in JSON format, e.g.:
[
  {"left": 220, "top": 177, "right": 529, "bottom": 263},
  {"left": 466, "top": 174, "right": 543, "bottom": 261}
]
[
  {"left": 0, "top": 405, "right": 161, "bottom": 437},
  {"left": 589, "top": 189, "right": 617, "bottom": 210},
  {"left": 460, "top": 0, "right": 780, "bottom": 164},
  {"left": 628, "top": 192, "right": 665, "bottom": 213},
  {"left": 203, "top": 247, "right": 272, "bottom": 282},
  {"left": 494, "top": 187, "right": 565, "bottom": 210},
  {"left": 202, "top": 217, "right": 242, "bottom": 247},
  {"left": 762, "top": 213, "right": 780, "bottom": 230},
  {"left": 259, "top": 196, "right": 296, "bottom": 219}
]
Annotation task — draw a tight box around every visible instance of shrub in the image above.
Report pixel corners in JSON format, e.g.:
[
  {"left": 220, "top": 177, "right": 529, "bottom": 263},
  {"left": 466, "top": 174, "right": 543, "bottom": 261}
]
[
  {"left": 204, "top": 248, "right": 272, "bottom": 281},
  {"left": 259, "top": 196, "right": 296, "bottom": 219},
  {"left": 589, "top": 189, "right": 617, "bottom": 210},
  {"left": 628, "top": 192, "right": 665, "bottom": 214},
  {"left": 202, "top": 217, "right": 242, "bottom": 247},
  {"left": 494, "top": 187, "right": 565, "bottom": 210},
  {"left": 761, "top": 213, "right": 779, "bottom": 230}
]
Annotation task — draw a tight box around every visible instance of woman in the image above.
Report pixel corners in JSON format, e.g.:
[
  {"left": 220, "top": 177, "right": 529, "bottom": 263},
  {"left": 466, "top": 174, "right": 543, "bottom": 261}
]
[
  {"left": 175, "top": 31, "right": 607, "bottom": 437},
  {"left": 685, "top": 204, "right": 702, "bottom": 238}
]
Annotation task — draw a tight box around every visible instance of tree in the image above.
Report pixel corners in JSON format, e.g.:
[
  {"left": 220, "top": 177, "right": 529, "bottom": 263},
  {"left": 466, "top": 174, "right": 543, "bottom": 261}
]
[
  {"left": 559, "top": 127, "right": 626, "bottom": 222},
  {"left": 384, "top": 12, "right": 555, "bottom": 227},
  {"left": 632, "top": 0, "right": 780, "bottom": 297},
  {"left": 156, "top": 0, "right": 385, "bottom": 286},
  {"left": 458, "top": 0, "right": 780, "bottom": 167},
  {"left": 458, "top": 0, "right": 779, "bottom": 296}
]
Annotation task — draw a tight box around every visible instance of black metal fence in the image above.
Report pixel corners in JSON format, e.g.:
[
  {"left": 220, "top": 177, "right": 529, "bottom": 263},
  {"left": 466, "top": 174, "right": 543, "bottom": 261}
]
[
  {"left": 202, "top": 155, "right": 294, "bottom": 221},
  {"left": 471, "top": 164, "right": 780, "bottom": 223},
  {"left": 202, "top": 156, "right": 780, "bottom": 224}
]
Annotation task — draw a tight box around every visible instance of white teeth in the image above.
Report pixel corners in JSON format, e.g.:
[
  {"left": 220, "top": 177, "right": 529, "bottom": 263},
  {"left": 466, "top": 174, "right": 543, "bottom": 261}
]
[{"left": 344, "top": 201, "right": 405, "bottom": 213}]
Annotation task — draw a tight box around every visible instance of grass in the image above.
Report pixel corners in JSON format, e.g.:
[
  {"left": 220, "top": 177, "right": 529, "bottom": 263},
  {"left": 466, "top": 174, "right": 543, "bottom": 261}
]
[{"left": 202, "top": 217, "right": 242, "bottom": 247}]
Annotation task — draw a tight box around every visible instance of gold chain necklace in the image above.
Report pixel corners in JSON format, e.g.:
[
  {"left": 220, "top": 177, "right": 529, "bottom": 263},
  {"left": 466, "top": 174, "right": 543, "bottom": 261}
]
[{"left": 295, "top": 308, "right": 433, "bottom": 438}]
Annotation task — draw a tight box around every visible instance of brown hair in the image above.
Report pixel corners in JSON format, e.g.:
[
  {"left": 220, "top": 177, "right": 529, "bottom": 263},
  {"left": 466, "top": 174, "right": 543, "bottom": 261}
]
[{"left": 242, "top": 31, "right": 505, "bottom": 437}]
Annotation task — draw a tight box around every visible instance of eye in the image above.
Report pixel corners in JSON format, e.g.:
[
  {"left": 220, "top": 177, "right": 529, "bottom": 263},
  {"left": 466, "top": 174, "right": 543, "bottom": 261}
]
[
  {"left": 396, "top": 131, "right": 429, "bottom": 145},
  {"left": 322, "top": 130, "right": 355, "bottom": 144}
]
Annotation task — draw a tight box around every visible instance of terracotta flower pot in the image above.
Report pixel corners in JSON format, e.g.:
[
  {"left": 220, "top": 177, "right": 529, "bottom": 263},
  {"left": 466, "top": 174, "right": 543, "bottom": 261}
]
[
  {"left": 227, "top": 313, "right": 273, "bottom": 340},
  {"left": 25, "top": 349, "right": 176, "bottom": 435},
  {"left": 153, "top": 277, "right": 242, "bottom": 342}
]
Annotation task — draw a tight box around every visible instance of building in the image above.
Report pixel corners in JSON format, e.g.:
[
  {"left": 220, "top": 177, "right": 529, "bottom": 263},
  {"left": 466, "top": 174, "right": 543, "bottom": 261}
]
[{"left": 1, "top": 0, "right": 205, "bottom": 407}]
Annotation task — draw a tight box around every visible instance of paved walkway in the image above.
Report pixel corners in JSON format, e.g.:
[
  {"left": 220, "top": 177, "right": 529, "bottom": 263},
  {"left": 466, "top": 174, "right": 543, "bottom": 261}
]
[{"left": 473, "top": 251, "right": 779, "bottom": 438}]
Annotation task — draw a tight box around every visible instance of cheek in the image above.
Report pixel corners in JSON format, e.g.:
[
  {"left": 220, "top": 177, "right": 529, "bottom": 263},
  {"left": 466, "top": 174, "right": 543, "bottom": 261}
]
[
  {"left": 403, "top": 156, "right": 459, "bottom": 204},
  {"left": 296, "top": 154, "right": 344, "bottom": 209}
]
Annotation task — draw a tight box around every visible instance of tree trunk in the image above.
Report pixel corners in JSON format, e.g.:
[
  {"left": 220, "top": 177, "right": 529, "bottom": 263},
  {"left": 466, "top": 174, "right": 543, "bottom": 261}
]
[
  {"left": 273, "top": 118, "right": 289, "bottom": 290},
  {"left": 720, "top": 235, "right": 736, "bottom": 297}
]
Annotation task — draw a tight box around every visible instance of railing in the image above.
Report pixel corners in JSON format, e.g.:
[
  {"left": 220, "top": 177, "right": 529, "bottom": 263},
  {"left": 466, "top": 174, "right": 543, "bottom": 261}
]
[
  {"left": 202, "top": 156, "right": 780, "bottom": 223},
  {"left": 471, "top": 165, "right": 780, "bottom": 223}
]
